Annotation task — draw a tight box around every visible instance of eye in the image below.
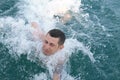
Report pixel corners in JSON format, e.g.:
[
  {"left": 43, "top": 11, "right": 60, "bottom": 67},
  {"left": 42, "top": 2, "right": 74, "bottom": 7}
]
[
  {"left": 44, "top": 40, "right": 48, "bottom": 44},
  {"left": 50, "top": 43, "right": 55, "bottom": 47}
]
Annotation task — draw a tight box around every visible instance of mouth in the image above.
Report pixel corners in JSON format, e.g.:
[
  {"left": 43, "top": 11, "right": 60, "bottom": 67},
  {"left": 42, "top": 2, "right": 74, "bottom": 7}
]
[{"left": 43, "top": 49, "right": 50, "bottom": 55}]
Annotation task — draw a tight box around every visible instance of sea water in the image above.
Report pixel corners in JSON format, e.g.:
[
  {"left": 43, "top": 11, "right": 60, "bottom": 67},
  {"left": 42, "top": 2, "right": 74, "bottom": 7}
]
[{"left": 0, "top": 0, "right": 120, "bottom": 80}]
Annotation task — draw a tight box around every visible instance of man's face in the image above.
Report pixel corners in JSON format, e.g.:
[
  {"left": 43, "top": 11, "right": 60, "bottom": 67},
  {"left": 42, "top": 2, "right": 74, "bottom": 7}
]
[{"left": 42, "top": 33, "right": 64, "bottom": 56}]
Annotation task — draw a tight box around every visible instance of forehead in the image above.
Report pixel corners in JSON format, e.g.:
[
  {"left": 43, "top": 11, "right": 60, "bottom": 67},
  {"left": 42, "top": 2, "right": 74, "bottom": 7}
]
[{"left": 45, "top": 33, "right": 59, "bottom": 44}]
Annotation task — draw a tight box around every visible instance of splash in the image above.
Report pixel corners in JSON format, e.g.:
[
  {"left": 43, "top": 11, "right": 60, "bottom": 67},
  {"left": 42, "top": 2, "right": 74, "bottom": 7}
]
[
  {"left": 0, "top": 17, "right": 34, "bottom": 56},
  {"left": 0, "top": 0, "right": 96, "bottom": 80},
  {"left": 17, "top": 0, "right": 81, "bottom": 32}
]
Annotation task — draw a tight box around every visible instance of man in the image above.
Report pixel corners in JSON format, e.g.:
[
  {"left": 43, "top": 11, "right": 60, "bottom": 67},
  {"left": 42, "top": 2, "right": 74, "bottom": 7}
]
[{"left": 31, "top": 22, "right": 66, "bottom": 80}]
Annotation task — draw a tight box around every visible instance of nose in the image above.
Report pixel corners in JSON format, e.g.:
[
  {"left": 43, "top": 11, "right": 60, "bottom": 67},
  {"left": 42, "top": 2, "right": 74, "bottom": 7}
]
[{"left": 44, "top": 43, "right": 50, "bottom": 50}]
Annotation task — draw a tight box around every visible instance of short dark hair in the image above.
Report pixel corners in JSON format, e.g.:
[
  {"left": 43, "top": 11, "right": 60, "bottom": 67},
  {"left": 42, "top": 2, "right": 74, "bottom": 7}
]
[{"left": 48, "top": 29, "right": 66, "bottom": 45}]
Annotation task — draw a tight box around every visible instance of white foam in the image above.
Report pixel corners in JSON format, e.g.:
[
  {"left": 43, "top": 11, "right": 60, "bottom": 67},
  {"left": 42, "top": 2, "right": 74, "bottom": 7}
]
[
  {"left": 18, "top": 0, "right": 81, "bottom": 32},
  {"left": 33, "top": 73, "right": 48, "bottom": 80},
  {"left": 0, "top": 0, "right": 96, "bottom": 80},
  {"left": 0, "top": 17, "right": 35, "bottom": 56},
  {"left": 64, "top": 39, "right": 96, "bottom": 63}
]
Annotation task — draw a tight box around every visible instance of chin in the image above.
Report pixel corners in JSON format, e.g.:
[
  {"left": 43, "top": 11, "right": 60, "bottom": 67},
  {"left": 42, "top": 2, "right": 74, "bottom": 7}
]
[
  {"left": 43, "top": 52, "right": 51, "bottom": 56},
  {"left": 44, "top": 53, "right": 49, "bottom": 56},
  {"left": 45, "top": 52, "right": 55, "bottom": 56}
]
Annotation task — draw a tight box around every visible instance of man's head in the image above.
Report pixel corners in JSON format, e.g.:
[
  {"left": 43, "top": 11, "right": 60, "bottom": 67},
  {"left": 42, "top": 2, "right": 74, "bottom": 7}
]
[{"left": 42, "top": 29, "right": 66, "bottom": 56}]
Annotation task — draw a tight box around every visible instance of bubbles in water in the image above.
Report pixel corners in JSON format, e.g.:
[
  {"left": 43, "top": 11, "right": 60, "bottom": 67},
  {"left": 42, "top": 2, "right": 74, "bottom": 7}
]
[
  {"left": 0, "top": 17, "right": 35, "bottom": 56},
  {"left": 33, "top": 73, "right": 48, "bottom": 80},
  {"left": 0, "top": 0, "right": 97, "bottom": 80}
]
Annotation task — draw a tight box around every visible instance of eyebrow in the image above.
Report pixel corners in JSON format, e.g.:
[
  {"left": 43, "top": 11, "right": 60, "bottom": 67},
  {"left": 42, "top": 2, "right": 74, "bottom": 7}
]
[
  {"left": 44, "top": 39, "right": 56, "bottom": 46},
  {"left": 50, "top": 43, "right": 55, "bottom": 46}
]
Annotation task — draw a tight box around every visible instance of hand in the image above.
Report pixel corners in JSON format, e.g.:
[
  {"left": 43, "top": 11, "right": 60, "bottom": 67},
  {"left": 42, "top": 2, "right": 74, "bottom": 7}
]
[
  {"left": 53, "top": 73, "right": 60, "bottom": 80},
  {"left": 31, "top": 22, "right": 39, "bottom": 29}
]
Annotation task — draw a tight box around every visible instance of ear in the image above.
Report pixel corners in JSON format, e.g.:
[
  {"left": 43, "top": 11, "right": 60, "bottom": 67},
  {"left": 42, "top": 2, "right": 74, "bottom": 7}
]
[{"left": 59, "top": 45, "right": 64, "bottom": 50}]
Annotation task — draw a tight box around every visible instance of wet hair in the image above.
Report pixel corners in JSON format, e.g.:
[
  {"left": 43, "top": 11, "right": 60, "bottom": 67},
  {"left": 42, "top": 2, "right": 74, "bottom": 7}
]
[{"left": 48, "top": 29, "right": 66, "bottom": 45}]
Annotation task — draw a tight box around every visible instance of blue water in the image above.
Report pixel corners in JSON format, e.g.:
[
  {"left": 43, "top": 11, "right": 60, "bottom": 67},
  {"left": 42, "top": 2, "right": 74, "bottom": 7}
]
[{"left": 0, "top": 0, "right": 120, "bottom": 80}]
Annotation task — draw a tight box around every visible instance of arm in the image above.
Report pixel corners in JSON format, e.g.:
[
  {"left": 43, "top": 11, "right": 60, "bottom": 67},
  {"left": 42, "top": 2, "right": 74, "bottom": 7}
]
[
  {"left": 53, "top": 73, "right": 60, "bottom": 80},
  {"left": 53, "top": 60, "right": 64, "bottom": 80},
  {"left": 31, "top": 22, "right": 45, "bottom": 41}
]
